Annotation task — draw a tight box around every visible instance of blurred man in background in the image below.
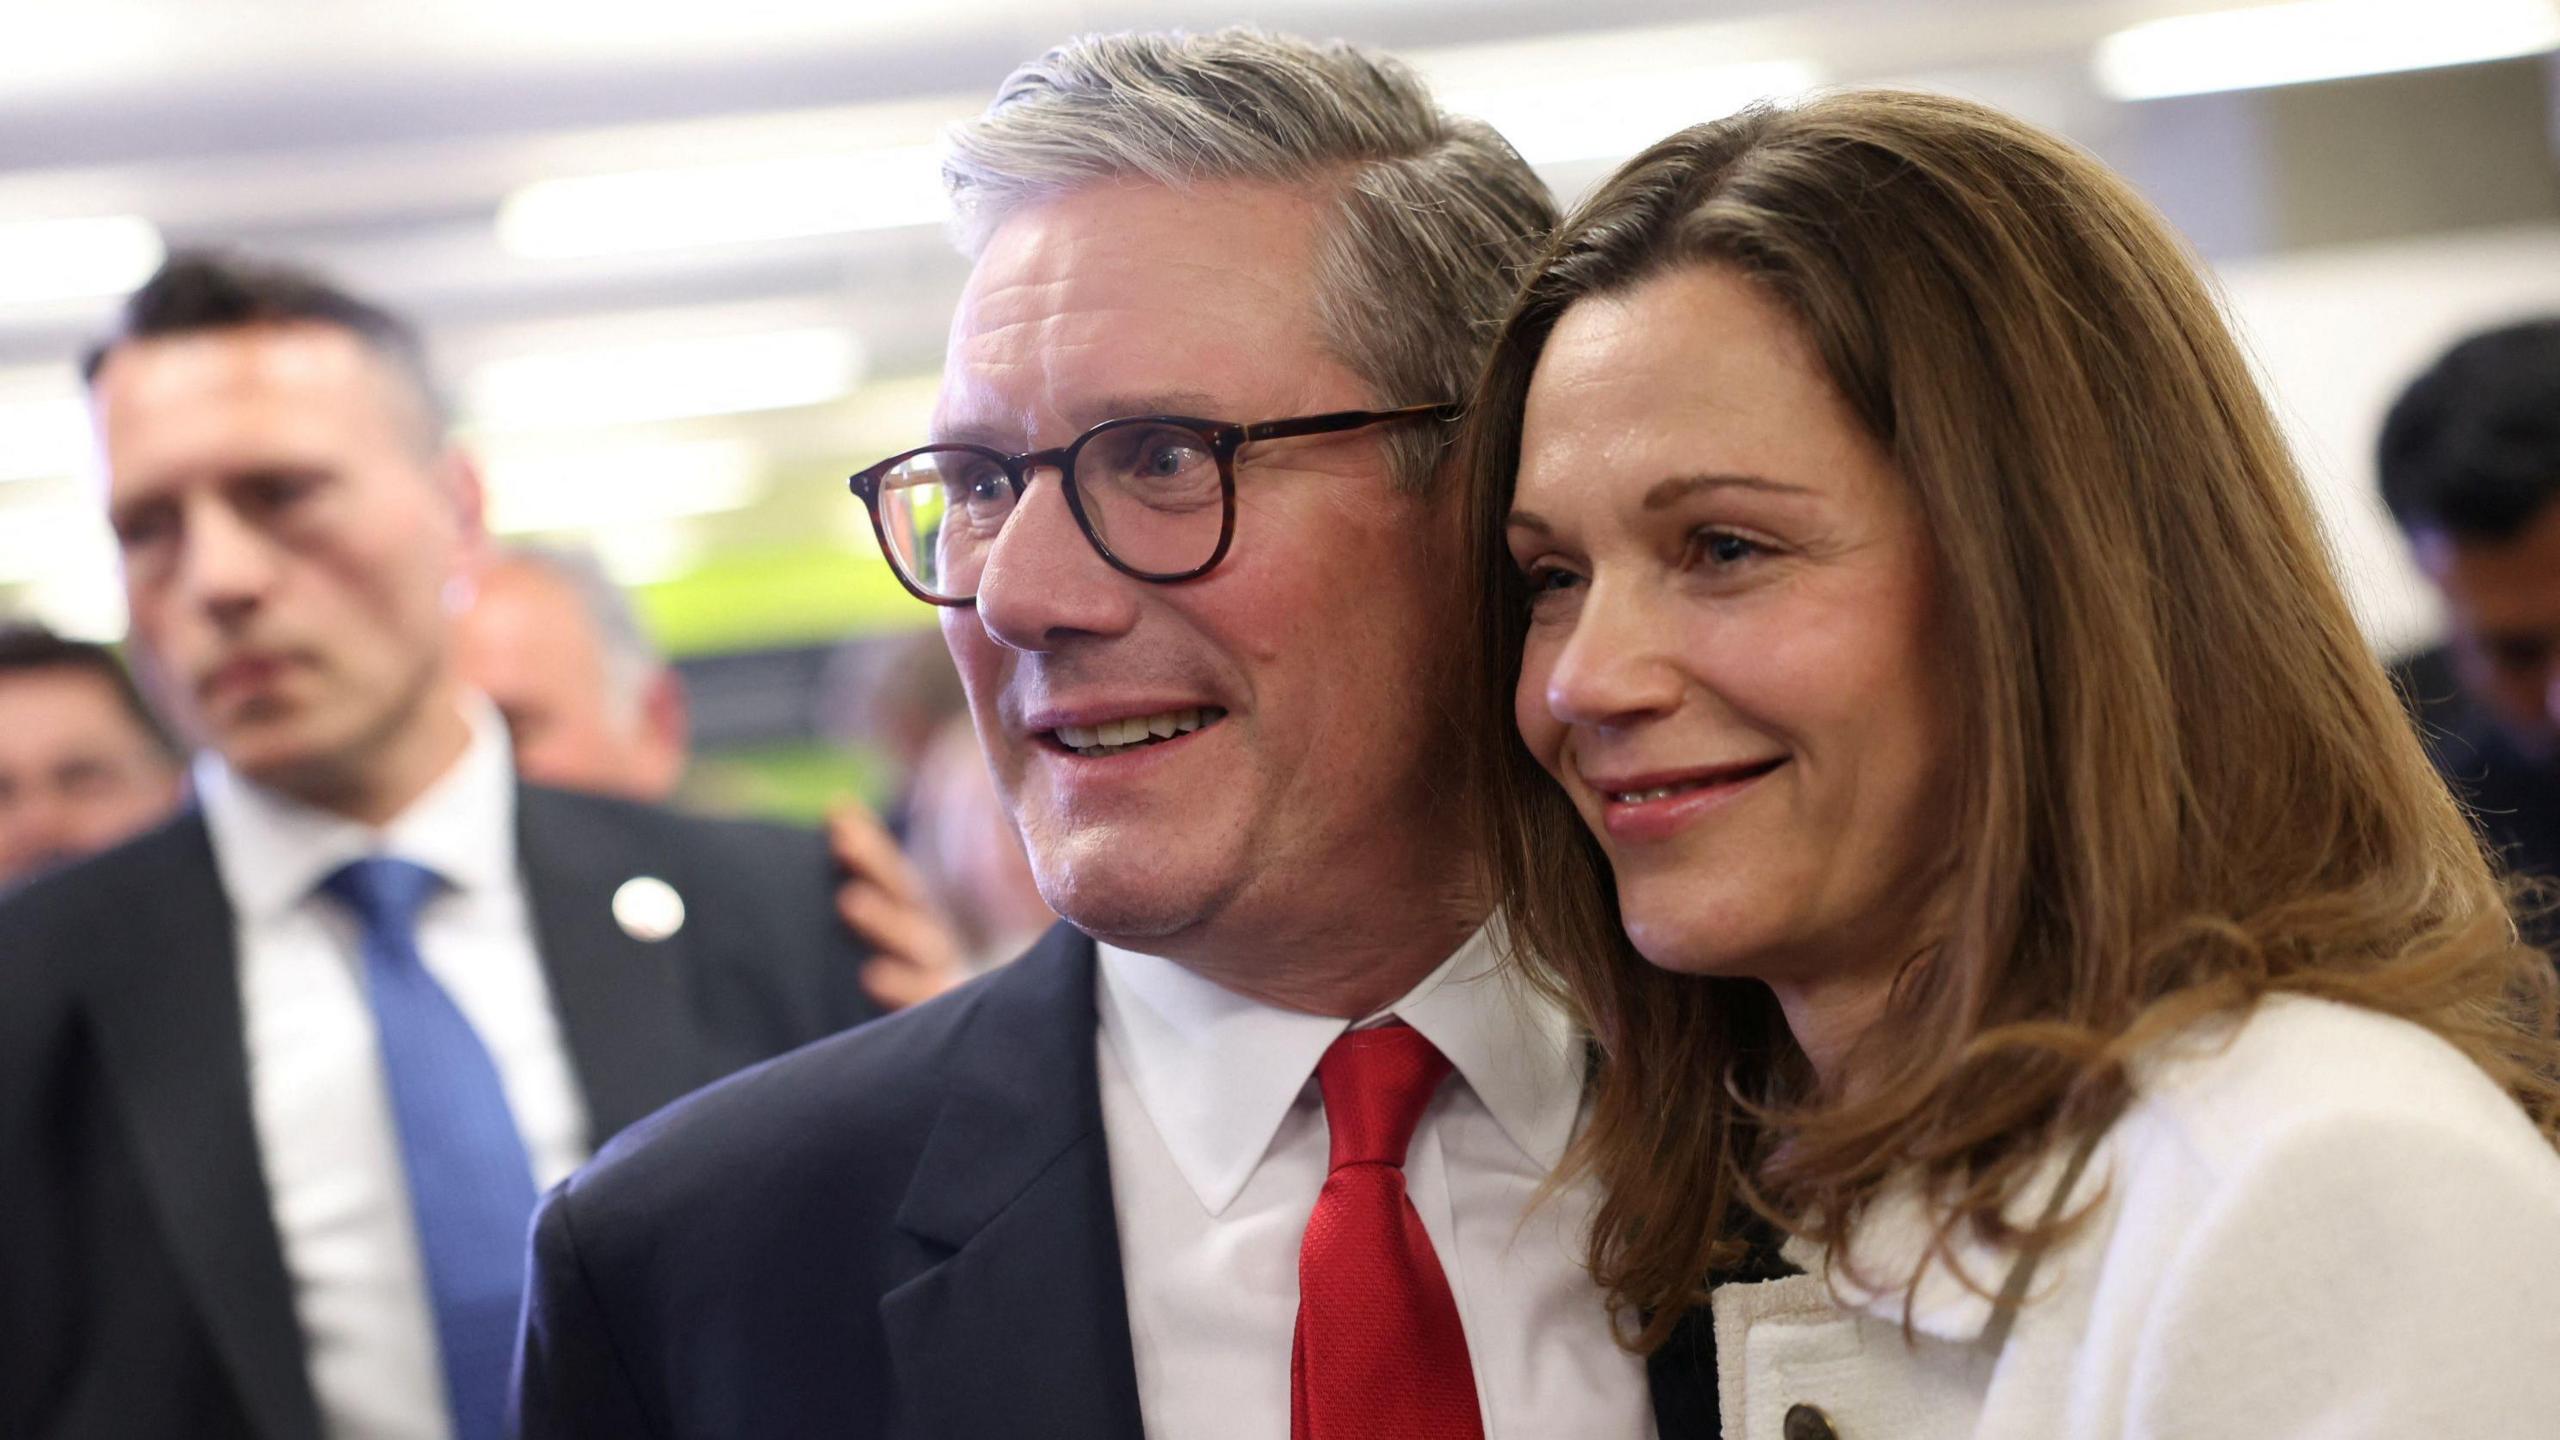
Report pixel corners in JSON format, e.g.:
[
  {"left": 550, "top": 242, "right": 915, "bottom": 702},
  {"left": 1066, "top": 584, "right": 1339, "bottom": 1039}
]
[
  {"left": 2380, "top": 317, "right": 2560, "bottom": 897},
  {"left": 454, "top": 544, "right": 687, "bottom": 803},
  {"left": 0, "top": 252, "right": 881, "bottom": 1440},
  {"left": 0, "top": 623, "right": 186, "bottom": 889}
]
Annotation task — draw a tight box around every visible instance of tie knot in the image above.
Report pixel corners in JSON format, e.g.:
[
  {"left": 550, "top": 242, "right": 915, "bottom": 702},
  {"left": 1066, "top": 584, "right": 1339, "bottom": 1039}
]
[
  {"left": 1315, "top": 1021, "right": 1453, "bottom": 1173},
  {"left": 321, "top": 856, "right": 444, "bottom": 935}
]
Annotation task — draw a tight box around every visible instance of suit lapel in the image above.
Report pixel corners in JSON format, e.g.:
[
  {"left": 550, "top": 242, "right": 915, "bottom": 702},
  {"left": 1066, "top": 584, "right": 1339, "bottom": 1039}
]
[
  {"left": 515, "top": 785, "right": 721, "bottom": 1139},
  {"left": 878, "top": 927, "right": 1144, "bottom": 1440},
  {"left": 87, "top": 813, "right": 322, "bottom": 1440}
]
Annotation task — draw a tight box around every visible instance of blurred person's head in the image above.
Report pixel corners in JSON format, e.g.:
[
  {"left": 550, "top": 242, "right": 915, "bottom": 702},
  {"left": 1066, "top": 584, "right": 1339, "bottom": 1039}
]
[
  {"left": 902, "top": 713, "right": 1056, "bottom": 970},
  {"left": 1462, "top": 91, "right": 2554, "bottom": 1347},
  {"left": 898, "top": 28, "right": 1553, "bottom": 1002},
  {"left": 0, "top": 623, "right": 186, "bottom": 885},
  {"left": 2379, "top": 319, "right": 2560, "bottom": 763},
  {"left": 456, "top": 545, "right": 688, "bottom": 802},
  {"left": 83, "top": 251, "right": 485, "bottom": 824}
]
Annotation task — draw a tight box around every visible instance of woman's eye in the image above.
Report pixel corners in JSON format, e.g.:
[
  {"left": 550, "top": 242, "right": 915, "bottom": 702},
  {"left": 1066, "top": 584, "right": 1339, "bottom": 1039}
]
[
  {"left": 1520, "top": 562, "right": 1584, "bottom": 602},
  {"left": 1693, "top": 529, "right": 1764, "bottom": 567}
]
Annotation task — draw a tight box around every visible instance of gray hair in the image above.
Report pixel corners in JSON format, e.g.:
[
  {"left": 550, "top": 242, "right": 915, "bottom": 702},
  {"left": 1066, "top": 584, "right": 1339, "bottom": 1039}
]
[
  {"left": 490, "top": 544, "right": 662, "bottom": 722},
  {"left": 943, "top": 27, "right": 1558, "bottom": 493}
]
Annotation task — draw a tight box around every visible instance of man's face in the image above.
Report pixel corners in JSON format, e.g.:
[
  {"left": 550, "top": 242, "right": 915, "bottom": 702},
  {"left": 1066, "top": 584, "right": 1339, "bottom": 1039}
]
[
  {"left": 936, "top": 179, "right": 1469, "bottom": 962},
  {"left": 0, "top": 666, "right": 183, "bottom": 885},
  {"left": 455, "top": 560, "right": 686, "bottom": 802},
  {"left": 93, "top": 323, "right": 479, "bottom": 804},
  {"left": 2414, "top": 499, "right": 2560, "bottom": 762}
]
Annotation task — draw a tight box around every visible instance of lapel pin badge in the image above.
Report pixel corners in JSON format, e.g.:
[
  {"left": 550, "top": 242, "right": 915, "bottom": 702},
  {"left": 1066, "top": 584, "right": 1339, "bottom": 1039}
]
[{"left": 612, "top": 875, "right": 686, "bottom": 943}]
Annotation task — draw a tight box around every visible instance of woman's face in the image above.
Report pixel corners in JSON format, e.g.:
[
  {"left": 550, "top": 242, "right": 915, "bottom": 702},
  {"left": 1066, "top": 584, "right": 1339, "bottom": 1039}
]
[{"left": 1509, "top": 263, "right": 1951, "bottom": 989}]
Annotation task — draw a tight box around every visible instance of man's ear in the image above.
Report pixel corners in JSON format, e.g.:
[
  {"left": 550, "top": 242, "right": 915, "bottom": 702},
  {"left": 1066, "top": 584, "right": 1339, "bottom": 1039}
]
[
  {"left": 644, "top": 667, "right": 690, "bottom": 759},
  {"left": 441, "top": 448, "right": 493, "bottom": 568}
]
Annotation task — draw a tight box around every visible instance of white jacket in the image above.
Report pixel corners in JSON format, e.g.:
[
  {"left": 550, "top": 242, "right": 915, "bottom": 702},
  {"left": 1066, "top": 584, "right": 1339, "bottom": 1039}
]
[{"left": 1708, "top": 995, "right": 2560, "bottom": 1439}]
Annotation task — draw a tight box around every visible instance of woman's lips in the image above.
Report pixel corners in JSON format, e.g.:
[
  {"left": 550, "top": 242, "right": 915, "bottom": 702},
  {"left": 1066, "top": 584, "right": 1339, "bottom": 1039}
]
[{"left": 1587, "top": 757, "right": 1788, "bottom": 843}]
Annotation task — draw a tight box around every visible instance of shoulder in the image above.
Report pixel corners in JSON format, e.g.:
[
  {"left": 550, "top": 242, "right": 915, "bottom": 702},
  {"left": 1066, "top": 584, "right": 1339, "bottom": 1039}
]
[
  {"left": 552, "top": 927, "right": 1091, "bottom": 1237},
  {"left": 2114, "top": 994, "right": 2557, "bottom": 1187},
  {"left": 517, "top": 783, "right": 824, "bottom": 874},
  {"left": 0, "top": 809, "right": 212, "bottom": 934},
  {"left": 2078, "top": 1006, "right": 2560, "bottom": 1428},
  {"left": 515, "top": 783, "right": 842, "bottom": 942}
]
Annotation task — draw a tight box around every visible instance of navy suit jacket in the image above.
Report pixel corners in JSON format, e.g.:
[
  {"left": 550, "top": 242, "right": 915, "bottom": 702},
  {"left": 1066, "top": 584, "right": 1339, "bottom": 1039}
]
[
  {"left": 0, "top": 785, "right": 882, "bottom": 1440},
  {"left": 516, "top": 924, "right": 1718, "bottom": 1438}
]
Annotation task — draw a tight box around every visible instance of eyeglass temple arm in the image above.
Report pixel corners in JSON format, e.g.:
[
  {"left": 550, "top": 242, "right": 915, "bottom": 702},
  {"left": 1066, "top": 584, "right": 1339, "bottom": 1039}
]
[{"left": 1239, "top": 401, "right": 1464, "bottom": 445}]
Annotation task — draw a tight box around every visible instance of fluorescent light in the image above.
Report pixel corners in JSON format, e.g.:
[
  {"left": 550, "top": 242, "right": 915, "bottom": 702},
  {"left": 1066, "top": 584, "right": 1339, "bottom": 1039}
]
[
  {"left": 0, "top": 215, "right": 163, "bottom": 308},
  {"left": 497, "top": 147, "right": 948, "bottom": 258},
  {"left": 2096, "top": 0, "right": 2560, "bottom": 100},
  {"left": 464, "top": 327, "right": 863, "bottom": 430},
  {"left": 482, "top": 437, "right": 765, "bottom": 535},
  {"left": 0, "top": 366, "right": 95, "bottom": 483},
  {"left": 0, "top": 491, "right": 116, "bottom": 587}
]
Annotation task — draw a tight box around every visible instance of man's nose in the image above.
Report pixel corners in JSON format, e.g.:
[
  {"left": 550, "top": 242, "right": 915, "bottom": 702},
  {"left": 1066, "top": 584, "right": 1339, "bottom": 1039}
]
[
  {"left": 175, "top": 500, "right": 279, "bottom": 621},
  {"left": 972, "top": 466, "right": 1142, "bottom": 652},
  {"left": 1542, "top": 579, "right": 1685, "bottom": 729}
]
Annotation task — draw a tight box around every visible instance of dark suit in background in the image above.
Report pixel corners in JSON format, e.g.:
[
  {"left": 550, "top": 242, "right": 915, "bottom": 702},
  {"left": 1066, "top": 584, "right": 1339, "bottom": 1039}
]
[
  {"left": 515, "top": 926, "right": 1712, "bottom": 1439},
  {"left": 2392, "top": 645, "right": 2560, "bottom": 944},
  {"left": 0, "top": 785, "right": 880, "bottom": 1440}
]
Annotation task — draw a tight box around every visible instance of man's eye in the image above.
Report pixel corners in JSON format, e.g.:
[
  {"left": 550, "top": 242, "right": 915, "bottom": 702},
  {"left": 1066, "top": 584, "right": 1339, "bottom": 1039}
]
[
  {"left": 243, "top": 473, "right": 319, "bottom": 513},
  {"left": 1139, "top": 440, "right": 1208, "bottom": 476}
]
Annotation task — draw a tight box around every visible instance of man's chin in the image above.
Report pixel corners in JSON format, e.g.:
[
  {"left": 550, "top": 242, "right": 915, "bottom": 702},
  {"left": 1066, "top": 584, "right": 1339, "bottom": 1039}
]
[{"left": 1031, "top": 858, "right": 1233, "bottom": 951}]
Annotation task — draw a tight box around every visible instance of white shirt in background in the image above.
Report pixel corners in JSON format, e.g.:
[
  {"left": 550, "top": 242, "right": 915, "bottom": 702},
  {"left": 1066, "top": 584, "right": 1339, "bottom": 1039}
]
[
  {"left": 1095, "top": 927, "right": 1655, "bottom": 1440},
  {"left": 198, "top": 702, "right": 589, "bottom": 1440}
]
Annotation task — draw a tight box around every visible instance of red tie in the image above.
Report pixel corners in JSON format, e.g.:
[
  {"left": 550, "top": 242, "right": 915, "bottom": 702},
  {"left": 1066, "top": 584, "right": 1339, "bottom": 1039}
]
[{"left": 1291, "top": 1022, "right": 1486, "bottom": 1440}]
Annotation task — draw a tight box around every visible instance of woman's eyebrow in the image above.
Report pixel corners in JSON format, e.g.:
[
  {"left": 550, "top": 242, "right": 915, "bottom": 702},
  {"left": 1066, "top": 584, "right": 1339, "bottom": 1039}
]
[{"left": 1642, "top": 472, "right": 1814, "bottom": 509}]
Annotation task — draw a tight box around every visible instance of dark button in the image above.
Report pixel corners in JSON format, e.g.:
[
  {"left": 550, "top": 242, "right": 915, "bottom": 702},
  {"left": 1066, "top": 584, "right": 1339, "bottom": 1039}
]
[{"left": 1784, "top": 1402, "right": 1839, "bottom": 1440}]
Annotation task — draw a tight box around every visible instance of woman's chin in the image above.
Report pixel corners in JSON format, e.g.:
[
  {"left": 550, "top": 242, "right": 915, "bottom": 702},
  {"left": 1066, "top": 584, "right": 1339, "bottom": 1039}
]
[{"left": 1621, "top": 910, "right": 1763, "bottom": 979}]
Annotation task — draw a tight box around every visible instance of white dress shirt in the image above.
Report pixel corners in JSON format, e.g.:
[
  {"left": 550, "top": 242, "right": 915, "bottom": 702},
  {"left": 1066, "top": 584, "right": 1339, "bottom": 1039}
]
[
  {"left": 198, "top": 702, "right": 589, "bottom": 1440},
  {"left": 1095, "top": 927, "right": 1654, "bottom": 1440},
  {"left": 1710, "top": 995, "right": 2560, "bottom": 1439}
]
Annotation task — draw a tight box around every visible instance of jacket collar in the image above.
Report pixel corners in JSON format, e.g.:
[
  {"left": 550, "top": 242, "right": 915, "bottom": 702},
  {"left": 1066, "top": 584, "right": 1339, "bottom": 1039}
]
[
  {"left": 880, "top": 925, "right": 1146, "bottom": 1438},
  {"left": 1781, "top": 1136, "right": 2106, "bottom": 1343},
  {"left": 84, "top": 810, "right": 324, "bottom": 1440}
]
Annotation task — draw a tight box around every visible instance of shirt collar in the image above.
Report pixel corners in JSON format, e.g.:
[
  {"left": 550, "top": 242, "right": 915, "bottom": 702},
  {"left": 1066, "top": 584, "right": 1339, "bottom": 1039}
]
[
  {"left": 1095, "top": 922, "right": 1587, "bottom": 1217},
  {"left": 197, "top": 696, "right": 520, "bottom": 921}
]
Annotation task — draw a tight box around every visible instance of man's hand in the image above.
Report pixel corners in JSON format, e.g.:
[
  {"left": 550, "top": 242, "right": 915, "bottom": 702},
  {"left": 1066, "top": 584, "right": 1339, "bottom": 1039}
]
[{"left": 829, "top": 798, "right": 967, "bottom": 1011}]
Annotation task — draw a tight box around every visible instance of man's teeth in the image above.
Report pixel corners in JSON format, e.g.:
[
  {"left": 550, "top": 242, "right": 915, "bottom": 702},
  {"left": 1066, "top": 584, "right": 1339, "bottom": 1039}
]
[{"left": 1053, "top": 708, "right": 1214, "bottom": 754}]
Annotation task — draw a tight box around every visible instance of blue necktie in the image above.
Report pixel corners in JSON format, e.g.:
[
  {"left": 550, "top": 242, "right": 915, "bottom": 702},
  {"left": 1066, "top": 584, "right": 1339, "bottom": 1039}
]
[{"left": 322, "top": 857, "right": 538, "bottom": 1440}]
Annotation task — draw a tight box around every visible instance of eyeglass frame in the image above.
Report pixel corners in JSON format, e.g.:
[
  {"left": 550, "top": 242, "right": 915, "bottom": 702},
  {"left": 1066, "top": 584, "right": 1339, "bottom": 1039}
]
[{"left": 846, "top": 400, "right": 1464, "bottom": 607}]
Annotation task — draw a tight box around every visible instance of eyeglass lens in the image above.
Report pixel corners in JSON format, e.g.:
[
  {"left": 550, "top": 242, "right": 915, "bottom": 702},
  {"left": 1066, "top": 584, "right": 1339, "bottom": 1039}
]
[{"left": 871, "top": 419, "right": 1226, "bottom": 599}]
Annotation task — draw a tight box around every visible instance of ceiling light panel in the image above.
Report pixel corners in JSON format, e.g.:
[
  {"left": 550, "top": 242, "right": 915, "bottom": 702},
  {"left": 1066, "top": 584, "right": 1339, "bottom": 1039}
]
[
  {"left": 497, "top": 146, "right": 949, "bottom": 258},
  {"left": 2096, "top": 0, "right": 2560, "bottom": 100},
  {"left": 464, "top": 327, "right": 864, "bottom": 430},
  {"left": 0, "top": 215, "right": 163, "bottom": 309}
]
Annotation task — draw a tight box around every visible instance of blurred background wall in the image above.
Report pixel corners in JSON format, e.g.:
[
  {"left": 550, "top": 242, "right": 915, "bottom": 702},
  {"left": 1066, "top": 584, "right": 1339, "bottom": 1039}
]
[{"left": 5, "top": 0, "right": 2557, "bottom": 816}]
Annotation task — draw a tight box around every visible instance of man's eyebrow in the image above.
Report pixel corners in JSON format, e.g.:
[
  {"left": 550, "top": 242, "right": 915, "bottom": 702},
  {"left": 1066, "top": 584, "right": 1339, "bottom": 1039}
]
[
  {"left": 1641, "top": 472, "right": 1816, "bottom": 509},
  {"left": 933, "top": 391, "right": 1230, "bottom": 448}
]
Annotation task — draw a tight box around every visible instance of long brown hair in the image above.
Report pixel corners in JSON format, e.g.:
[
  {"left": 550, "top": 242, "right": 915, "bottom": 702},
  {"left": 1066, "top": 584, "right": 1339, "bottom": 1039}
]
[{"left": 1461, "top": 89, "right": 2560, "bottom": 1351}]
